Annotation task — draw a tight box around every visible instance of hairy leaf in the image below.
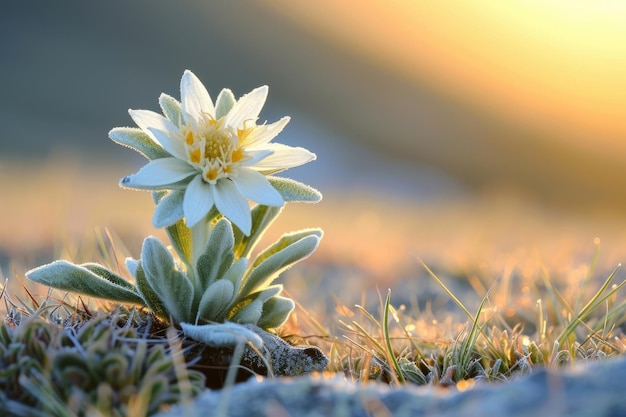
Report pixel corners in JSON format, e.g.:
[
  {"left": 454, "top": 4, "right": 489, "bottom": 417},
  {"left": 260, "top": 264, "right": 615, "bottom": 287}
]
[
  {"left": 180, "top": 322, "right": 263, "bottom": 349},
  {"left": 256, "top": 296, "right": 295, "bottom": 329},
  {"left": 141, "top": 237, "right": 194, "bottom": 323},
  {"left": 233, "top": 204, "right": 282, "bottom": 259},
  {"left": 109, "top": 127, "right": 171, "bottom": 160},
  {"left": 230, "top": 299, "right": 264, "bottom": 325},
  {"left": 26, "top": 261, "right": 144, "bottom": 304},
  {"left": 134, "top": 262, "right": 169, "bottom": 319},
  {"left": 267, "top": 176, "right": 322, "bottom": 203},
  {"left": 239, "top": 231, "right": 321, "bottom": 297},
  {"left": 80, "top": 263, "right": 135, "bottom": 290},
  {"left": 153, "top": 190, "right": 185, "bottom": 228},
  {"left": 196, "top": 218, "right": 235, "bottom": 291},
  {"left": 159, "top": 93, "right": 183, "bottom": 128},
  {"left": 196, "top": 280, "right": 235, "bottom": 323}
]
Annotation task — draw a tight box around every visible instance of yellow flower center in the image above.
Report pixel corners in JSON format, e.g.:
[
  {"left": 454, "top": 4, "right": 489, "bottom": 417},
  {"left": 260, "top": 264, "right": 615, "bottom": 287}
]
[{"left": 182, "top": 117, "right": 247, "bottom": 184}]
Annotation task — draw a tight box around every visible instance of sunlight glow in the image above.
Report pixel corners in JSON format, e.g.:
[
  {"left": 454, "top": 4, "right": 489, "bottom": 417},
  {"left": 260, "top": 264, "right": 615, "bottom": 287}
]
[{"left": 267, "top": 0, "right": 626, "bottom": 154}]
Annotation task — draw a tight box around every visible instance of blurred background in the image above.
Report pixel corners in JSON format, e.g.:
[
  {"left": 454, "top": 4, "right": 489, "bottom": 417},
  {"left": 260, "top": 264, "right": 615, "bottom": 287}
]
[{"left": 2, "top": 1, "right": 626, "bottom": 308}]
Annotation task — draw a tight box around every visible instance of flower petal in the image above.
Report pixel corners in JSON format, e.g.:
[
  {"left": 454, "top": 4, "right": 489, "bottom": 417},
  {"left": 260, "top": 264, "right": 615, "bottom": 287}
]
[
  {"left": 242, "top": 117, "right": 290, "bottom": 148},
  {"left": 129, "top": 109, "right": 187, "bottom": 159},
  {"left": 225, "top": 86, "right": 268, "bottom": 128},
  {"left": 233, "top": 169, "right": 284, "bottom": 207},
  {"left": 251, "top": 144, "right": 317, "bottom": 172},
  {"left": 183, "top": 175, "right": 215, "bottom": 227},
  {"left": 129, "top": 109, "right": 178, "bottom": 139},
  {"left": 214, "top": 179, "right": 251, "bottom": 235},
  {"left": 181, "top": 70, "right": 214, "bottom": 124},
  {"left": 121, "top": 158, "right": 196, "bottom": 188},
  {"left": 147, "top": 128, "right": 187, "bottom": 160},
  {"left": 243, "top": 149, "right": 274, "bottom": 166}
]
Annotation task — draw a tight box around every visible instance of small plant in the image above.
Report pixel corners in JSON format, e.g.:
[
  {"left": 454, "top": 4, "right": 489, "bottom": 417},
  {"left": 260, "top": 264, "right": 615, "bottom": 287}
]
[
  {"left": 329, "top": 255, "right": 626, "bottom": 387},
  {"left": 0, "top": 307, "right": 205, "bottom": 417},
  {"left": 26, "top": 70, "right": 323, "bottom": 348}
]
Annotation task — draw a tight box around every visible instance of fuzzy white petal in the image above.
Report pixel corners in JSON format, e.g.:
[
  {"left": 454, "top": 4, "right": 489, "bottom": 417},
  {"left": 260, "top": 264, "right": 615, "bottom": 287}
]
[
  {"left": 146, "top": 128, "right": 187, "bottom": 160},
  {"left": 181, "top": 70, "right": 214, "bottom": 123},
  {"left": 243, "top": 117, "right": 290, "bottom": 148},
  {"left": 251, "top": 144, "right": 316, "bottom": 171},
  {"left": 214, "top": 180, "right": 251, "bottom": 234},
  {"left": 243, "top": 149, "right": 274, "bottom": 166},
  {"left": 122, "top": 158, "right": 196, "bottom": 187},
  {"left": 225, "top": 86, "right": 268, "bottom": 128},
  {"left": 183, "top": 175, "right": 215, "bottom": 227},
  {"left": 129, "top": 109, "right": 187, "bottom": 159},
  {"left": 233, "top": 169, "right": 284, "bottom": 207},
  {"left": 129, "top": 109, "right": 177, "bottom": 139}
]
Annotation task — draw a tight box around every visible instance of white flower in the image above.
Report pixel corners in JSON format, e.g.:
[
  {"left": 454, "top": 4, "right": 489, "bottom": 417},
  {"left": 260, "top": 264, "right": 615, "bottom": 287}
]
[{"left": 113, "top": 70, "right": 316, "bottom": 234}]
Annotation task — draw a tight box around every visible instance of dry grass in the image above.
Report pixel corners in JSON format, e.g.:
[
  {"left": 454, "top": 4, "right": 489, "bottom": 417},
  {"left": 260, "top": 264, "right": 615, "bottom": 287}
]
[{"left": 3, "top": 159, "right": 626, "bottom": 393}]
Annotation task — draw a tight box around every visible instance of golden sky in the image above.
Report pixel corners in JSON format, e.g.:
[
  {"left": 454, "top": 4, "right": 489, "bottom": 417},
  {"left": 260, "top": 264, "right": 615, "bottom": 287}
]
[{"left": 267, "top": 1, "right": 626, "bottom": 156}]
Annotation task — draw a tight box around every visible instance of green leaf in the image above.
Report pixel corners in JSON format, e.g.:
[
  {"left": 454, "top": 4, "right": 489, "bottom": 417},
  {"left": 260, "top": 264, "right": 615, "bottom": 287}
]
[
  {"left": 231, "top": 286, "right": 283, "bottom": 325},
  {"left": 26, "top": 261, "right": 144, "bottom": 304},
  {"left": 256, "top": 296, "right": 295, "bottom": 329},
  {"left": 80, "top": 262, "right": 135, "bottom": 290},
  {"left": 215, "top": 88, "right": 236, "bottom": 119},
  {"left": 125, "top": 257, "right": 139, "bottom": 278},
  {"left": 196, "top": 218, "right": 235, "bottom": 291},
  {"left": 230, "top": 299, "right": 264, "bottom": 325},
  {"left": 109, "top": 127, "right": 171, "bottom": 160},
  {"left": 233, "top": 205, "right": 283, "bottom": 259},
  {"left": 267, "top": 176, "right": 322, "bottom": 203},
  {"left": 159, "top": 93, "right": 183, "bottom": 128},
  {"left": 165, "top": 218, "right": 193, "bottom": 267},
  {"left": 134, "top": 262, "right": 169, "bottom": 319},
  {"left": 240, "top": 232, "right": 320, "bottom": 297},
  {"left": 196, "top": 280, "right": 235, "bottom": 323},
  {"left": 222, "top": 258, "right": 248, "bottom": 294},
  {"left": 153, "top": 190, "right": 185, "bottom": 228},
  {"left": 253, "top": 228, "right": 323, "bottom": 268},
  {"left": 180, "top": 322, "right": 263, "bottom": 349},
  {"left": 141, "top": 237, "right": 194, "bottom": 323}
]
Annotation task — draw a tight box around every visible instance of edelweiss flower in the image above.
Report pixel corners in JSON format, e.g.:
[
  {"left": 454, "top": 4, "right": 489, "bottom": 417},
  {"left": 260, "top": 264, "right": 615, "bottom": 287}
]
[{"left": 112, "top": 70, "right": 315, "bottom": 234}]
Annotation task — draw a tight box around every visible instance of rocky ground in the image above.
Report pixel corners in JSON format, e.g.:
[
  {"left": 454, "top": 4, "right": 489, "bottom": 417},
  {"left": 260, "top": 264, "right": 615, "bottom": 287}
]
[{"left": 158, "top": 357, "right": 626, "bottom": 417}]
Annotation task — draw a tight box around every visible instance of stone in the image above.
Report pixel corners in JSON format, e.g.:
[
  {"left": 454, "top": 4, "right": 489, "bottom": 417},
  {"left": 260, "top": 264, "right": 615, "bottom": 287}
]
[
  {"left": 185, "top": 324, "right": 328, "bottom": 389},
  {"left": 158, "top": 357, "right": 626, "bottom": 417}
]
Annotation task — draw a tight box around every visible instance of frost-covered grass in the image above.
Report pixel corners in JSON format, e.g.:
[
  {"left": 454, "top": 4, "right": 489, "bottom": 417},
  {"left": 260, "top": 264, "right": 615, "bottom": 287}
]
[{"left": 2, "top": 162, "right": 626, "bottom": 413}]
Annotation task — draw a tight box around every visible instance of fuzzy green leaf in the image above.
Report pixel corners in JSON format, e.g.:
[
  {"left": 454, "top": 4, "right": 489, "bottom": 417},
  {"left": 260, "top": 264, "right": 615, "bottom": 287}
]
[
  {"left": 237, "top": 285, "right": 283, "bottom": 307},
  {"left": 230, "top": 299, "right": 264, "bottom": 325},
  {"left": 141, "top": 237, "right": 194, "bottom": 323},
  {"left": 80, "top": 263, "right": 135, "bottom": 290},
  {"left": 153, "top": 190, "right": 185, "bottom": 228},
  {"left": 152, "top": 191, "right": 193, "bottom": 265},
  {"left": 109, "top": 127, "right": 171, "bottom": 160},
  {"left": 180, "top": 322, "right": 263, "bottom": 349},
  {"left": 166, "top": 218, "right": 193, "bottom": 267},
  {"left": 134, "top": 262, "right": 169, "bottom": 319},
  {"left": 26, "top": 261, "right": 145, "bottom": 304},
  {"left": 240, "top": 233, "right": 320, "bottom": 297},
  {"left": 215, "top": 89, "right": 236, "bottom": 119},
  {"left": 196, "top": 218, "right": 235, "bottom": 291},
  {"left": 125, "top": 257, "right": 139, "bottom": 278},
  {"left": 267, "top": 176, "right": 322, "bottom": 203},
  {"left": 230, "top": 285, "right": 283, "bottom": 325},
  {"left": 196, "top": 280, "right": 235, "bottom": 323},
  {"left": 256, "top": 296, "right": 295, "bottom": 329},
  {"left": 159, "top": 93, "right": 183, "bottom": 128},
  {"left": 223, "top": 258, "right": 248, "bottom": 294},
  {"left": 252, "top": 229, "right": 323, "bottom": 268},
  {"left": 233, "top": 205, "right": 283, "bottom": 259}
]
